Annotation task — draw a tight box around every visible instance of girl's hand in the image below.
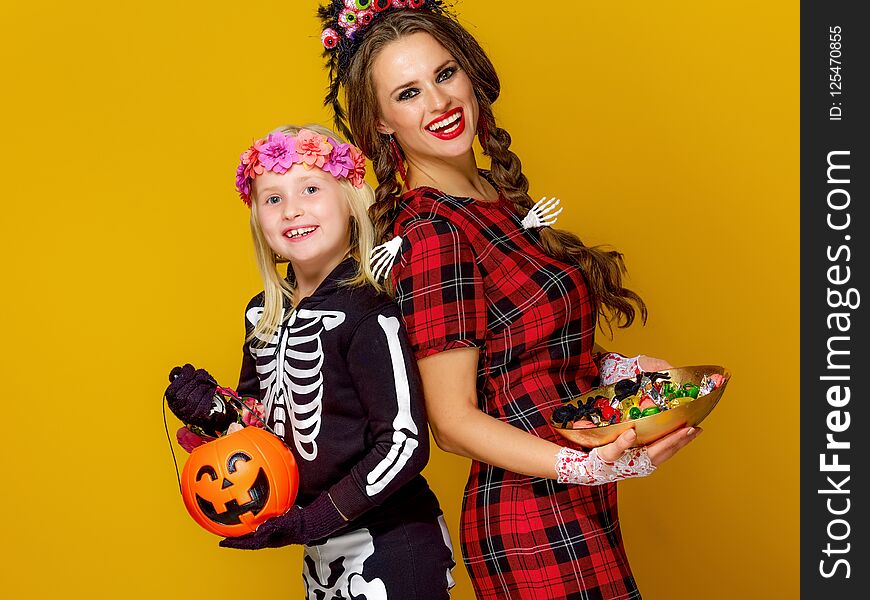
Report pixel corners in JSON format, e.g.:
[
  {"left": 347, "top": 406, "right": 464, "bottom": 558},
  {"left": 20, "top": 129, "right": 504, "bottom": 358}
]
[
  {"left": 219, "top": 506, "right": 305, "bottom": 550},
  {"left": 165, "top": 364, "right": 218, "bottom": 422},
  {"left": 219, "top": 492, "right": 346, "bottom": 550},
  {"left": 165, "top": 364, "right": 234, "bottom": 432}
]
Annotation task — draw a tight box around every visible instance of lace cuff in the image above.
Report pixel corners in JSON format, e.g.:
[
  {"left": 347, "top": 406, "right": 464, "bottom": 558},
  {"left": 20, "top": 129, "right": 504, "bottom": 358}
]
[
  {"left": 555, "top": 446, "right": 656, "bottom": 485},
  {"left": 597, "top": 352, "right": 643, "bottom": 386}
]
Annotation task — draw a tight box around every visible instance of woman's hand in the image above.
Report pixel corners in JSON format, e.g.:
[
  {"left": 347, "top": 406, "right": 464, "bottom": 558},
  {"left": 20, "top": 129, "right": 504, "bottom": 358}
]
[
  {"left": 554, "top": 426, "right": 701, "bottom": 485},
  {"left": 637, "top": 355, "right": 674, "bottom": 373},
  {"left": 597, "top": 426, "right": 701, "bottom": 466},
  {"left": 645, "top": 426, "right": 702, "bottom": 466}
]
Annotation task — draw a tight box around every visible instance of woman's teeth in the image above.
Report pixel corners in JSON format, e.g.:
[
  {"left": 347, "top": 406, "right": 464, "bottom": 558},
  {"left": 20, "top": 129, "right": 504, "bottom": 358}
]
[
  {"left": 286, "top": 226, "right": 316, "bottom": 239},
  {"left": 427, "top": 112, "right": 462, "bottom": 133}
]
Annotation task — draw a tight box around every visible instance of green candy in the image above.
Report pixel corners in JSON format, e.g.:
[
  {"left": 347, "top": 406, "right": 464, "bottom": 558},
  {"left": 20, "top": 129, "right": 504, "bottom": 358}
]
[
  {"left": 682, "top": 383, "right": 700, "bottom": 399},
  {"left": 641, "top": 406, "right": 661, "bottom": 417}
]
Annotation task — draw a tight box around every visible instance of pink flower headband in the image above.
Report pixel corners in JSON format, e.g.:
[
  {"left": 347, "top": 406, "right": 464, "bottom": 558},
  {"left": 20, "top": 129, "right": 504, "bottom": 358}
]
[{"left": 235, "top": 128, "right": 366, "bottom": 206}]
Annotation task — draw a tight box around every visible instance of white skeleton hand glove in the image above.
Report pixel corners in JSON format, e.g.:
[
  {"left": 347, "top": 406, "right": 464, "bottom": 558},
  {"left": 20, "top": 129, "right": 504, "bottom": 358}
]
[
  {"left": 555, "top": 446, "right": 655, "bottom": 485},
  {"left": 369, "top": 236, "right": 403, "bottom": 283},
  {"left": 522, "top": 196, "right": 563, "bottom": 229},
  {"left": 597, "top": 352, "right": 643, "bottom": 386}
]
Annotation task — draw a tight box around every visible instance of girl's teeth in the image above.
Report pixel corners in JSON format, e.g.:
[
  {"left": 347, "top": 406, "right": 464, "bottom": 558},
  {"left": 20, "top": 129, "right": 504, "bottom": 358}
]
[{"left": 287, "top": 227, "right": 316, "bottom": 238}]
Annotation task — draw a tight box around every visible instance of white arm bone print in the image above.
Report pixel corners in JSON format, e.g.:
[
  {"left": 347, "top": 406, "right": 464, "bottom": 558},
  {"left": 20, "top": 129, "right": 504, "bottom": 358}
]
[
  {"left": 364, "top": 315, "right": 419, "bottom": 497},
  {"left": 246, "top": 306, "right": 346, "bottom": 462}
]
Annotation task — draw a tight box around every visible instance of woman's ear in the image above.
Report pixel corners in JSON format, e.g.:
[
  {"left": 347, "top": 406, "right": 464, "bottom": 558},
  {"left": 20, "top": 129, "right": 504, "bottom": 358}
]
[{"left": 376, "top": 120, "right": 394, "bottom": 136}]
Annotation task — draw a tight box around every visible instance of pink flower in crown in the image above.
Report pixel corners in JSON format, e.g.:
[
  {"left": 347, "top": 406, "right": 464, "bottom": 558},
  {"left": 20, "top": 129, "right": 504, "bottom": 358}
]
[
  {"left": 235, "top": 164, "right": 252, "bottom": 204},
  {"left": 235, "top": 145, "right": 266, "bottom": 205},
  {"left": 323, "top": 138, "right": 355, "bottom": 179},
  {"left": 295, "top": 129, "right": 333, "bottom": 169},
  {"left": 349, "top": 147, "right": 366, "bottom": 187},
  {"left": 255, "top": 133, "right": 298, "bottom": 174},
  {"left": 240, "top": 146, "right": 265, "bottom": 179}
]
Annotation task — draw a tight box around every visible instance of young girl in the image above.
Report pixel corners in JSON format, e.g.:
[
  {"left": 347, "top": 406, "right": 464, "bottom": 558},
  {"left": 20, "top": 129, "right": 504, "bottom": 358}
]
[
  {"left": 165, "top": 124, "right": 455, "bottom": 599},
  {"left": 316, "top": 4, "right": 701, "bottom": 599}
]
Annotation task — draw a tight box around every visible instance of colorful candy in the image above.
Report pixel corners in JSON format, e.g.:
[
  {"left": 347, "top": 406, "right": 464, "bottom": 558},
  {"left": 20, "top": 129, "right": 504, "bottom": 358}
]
[{"left": 553, "top": 370, "right": 725, "bottom": 430}]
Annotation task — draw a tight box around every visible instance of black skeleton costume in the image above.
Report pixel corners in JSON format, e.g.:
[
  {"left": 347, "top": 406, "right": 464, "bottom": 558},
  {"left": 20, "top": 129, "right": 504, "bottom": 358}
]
[{"left": 237, "top": 258, "right": 455, "bottom": 599}]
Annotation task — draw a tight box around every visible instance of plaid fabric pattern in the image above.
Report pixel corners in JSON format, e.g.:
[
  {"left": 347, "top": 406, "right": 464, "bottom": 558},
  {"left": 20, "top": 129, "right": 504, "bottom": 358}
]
[{"left": 392, "top": 188, "right": 640, "bottom": 600}]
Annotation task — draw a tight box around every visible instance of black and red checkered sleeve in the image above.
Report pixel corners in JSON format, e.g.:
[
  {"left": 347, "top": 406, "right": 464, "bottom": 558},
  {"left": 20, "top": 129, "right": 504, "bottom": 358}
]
[{"left": 392, "top": 218, "right": 488, "bottom": 360}]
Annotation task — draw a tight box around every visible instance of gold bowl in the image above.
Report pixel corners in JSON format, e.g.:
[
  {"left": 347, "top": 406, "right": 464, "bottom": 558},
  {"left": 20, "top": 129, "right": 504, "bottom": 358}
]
[{"left": 550, "top": 365, "right": 730, "bottom": 448}]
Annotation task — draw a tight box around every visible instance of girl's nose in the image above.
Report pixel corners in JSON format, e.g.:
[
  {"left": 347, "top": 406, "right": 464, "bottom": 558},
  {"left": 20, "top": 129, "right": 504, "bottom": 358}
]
[{"left": 283, "top": 201, "right": 304, "bottom": 220}]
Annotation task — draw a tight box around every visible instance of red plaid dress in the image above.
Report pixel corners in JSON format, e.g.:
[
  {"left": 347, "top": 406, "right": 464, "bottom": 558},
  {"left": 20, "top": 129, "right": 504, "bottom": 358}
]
[{"left": 390, "top": 187, "right": 641, "bottom": 599}]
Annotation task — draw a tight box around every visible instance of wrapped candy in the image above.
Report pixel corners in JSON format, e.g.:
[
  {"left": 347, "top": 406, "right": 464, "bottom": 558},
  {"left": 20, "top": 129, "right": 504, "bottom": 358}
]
[{"left": 557, "top": 370, "right": 723, "bottom": 429}]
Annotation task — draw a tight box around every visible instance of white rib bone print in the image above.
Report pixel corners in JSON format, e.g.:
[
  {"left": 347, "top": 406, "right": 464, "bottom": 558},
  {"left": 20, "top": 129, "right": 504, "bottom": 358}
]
[{"left": 246, "top": 306, "right": 345, "bottom": 462}]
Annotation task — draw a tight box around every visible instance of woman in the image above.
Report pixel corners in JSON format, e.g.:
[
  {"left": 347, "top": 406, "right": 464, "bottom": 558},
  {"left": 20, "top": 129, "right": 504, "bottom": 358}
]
[{"left": 316, "top": 3, "right": 700, "bottom": 598}]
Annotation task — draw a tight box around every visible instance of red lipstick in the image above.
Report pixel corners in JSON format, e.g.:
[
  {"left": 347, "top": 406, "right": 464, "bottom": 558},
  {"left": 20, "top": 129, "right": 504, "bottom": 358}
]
[{"left": 425, "top": 107, "right": 465, "bottom": 140}]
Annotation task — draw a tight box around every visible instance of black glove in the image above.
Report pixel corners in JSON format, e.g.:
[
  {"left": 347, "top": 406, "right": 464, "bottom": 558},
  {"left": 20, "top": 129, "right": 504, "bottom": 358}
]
[
  {"left": 165, "top": 364, "right": 235, "bottom": 433},
  {"left": 219, "top": 492, "right": 347, "bottom": 550}
]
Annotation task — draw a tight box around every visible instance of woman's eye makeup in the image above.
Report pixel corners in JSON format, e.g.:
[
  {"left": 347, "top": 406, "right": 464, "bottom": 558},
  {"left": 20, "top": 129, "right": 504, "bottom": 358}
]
[
  {"left": 396, "top": 65, "right": 459, "bottom": 100},
  {"left": 436, "top": 66, "right": 456, "bottom": 83},
  {"left": 397, "top": 88, "right": 419, "bottom": 101}
]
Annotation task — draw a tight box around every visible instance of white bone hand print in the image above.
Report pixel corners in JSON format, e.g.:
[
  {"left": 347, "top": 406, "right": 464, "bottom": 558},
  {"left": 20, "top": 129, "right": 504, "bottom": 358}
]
[
  {"left": 246, "top": 306, "right": 346, "bottom": 462},
  {"left": 521, "top": 196, "right": 563, "bottom": 229},
  {"left": 369, "top": 236, "right": 402, "bottom": 284}
]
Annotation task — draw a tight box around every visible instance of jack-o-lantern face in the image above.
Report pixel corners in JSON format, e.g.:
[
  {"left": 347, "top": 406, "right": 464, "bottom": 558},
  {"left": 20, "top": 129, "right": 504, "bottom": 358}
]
[{"left": 180, "top": 427, "right": 298, "bottom": 537}]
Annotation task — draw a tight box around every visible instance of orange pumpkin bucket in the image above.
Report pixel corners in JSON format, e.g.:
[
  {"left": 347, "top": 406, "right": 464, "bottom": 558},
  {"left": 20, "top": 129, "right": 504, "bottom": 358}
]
[{"left": 180, "top": 427, "right": 299, "bottom": 537}]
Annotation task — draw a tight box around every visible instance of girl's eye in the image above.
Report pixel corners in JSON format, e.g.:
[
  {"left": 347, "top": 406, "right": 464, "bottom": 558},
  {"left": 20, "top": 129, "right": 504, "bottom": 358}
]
[
  {"left": 303, "top": 186, "right": 319, "bottom": 195},
  {"left": 436, "top": 67, "right": 456, "bottom": 83},
  {"left": 265, "top": 195, "right": 281, "bottom": 205},
  {"left": 397, "top": 88, "right": 419, "bottom": 102}
]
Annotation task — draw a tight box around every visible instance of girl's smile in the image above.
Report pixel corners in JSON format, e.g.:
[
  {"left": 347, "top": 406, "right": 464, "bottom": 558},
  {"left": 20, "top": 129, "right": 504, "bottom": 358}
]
[{"left": 254, "top": 167, "right": 351, "bottom": 286}]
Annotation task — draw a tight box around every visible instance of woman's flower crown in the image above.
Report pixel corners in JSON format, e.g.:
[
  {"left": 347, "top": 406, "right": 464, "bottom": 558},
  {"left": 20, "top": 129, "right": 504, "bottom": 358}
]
[
  {"left": 319, "top": 0, "right": 443, "bottom": 51},
  {"left": 235, "top": 128, "right": 366, "bottom": 206},
  {"left": 318, "top": 0, "right": 452, "bottom": 141}
]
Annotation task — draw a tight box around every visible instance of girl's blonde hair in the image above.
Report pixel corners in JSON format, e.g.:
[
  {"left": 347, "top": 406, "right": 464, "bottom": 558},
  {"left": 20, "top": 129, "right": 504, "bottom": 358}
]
[{"left": 246, "top": 124, "right": 381, "bottom": 344}]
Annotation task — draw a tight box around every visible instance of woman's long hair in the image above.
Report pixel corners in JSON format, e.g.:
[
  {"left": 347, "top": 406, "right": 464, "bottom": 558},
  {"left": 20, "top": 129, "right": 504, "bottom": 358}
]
[
  {"left": 339, "top": 11, "right": 647, "bottom": 331},
  {"left": 246, "top": 124, "right": 381, "bottom": 344}
]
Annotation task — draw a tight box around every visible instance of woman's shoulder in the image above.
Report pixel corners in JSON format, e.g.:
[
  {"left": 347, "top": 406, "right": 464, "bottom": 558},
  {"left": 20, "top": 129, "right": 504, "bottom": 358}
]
[{"left": 398, "top": 186, "right": 473, "bottom": 223}]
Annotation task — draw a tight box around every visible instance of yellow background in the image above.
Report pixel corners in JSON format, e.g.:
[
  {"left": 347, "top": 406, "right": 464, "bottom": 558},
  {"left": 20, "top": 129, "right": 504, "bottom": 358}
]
[{"left": 1, "top": 1, "right": 798, "bottom": 598}]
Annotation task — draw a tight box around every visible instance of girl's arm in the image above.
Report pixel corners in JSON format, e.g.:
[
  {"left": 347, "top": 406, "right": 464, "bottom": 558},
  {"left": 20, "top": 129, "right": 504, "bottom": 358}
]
[
  {"left": 418, "top": 347, "right": 700, "bottom": 481},
  {"left": 328, "top": 304, "right": 430, "bottom": 521},
  {"left": 222, "top": 303, "right": 430, "bottom": 551}
]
